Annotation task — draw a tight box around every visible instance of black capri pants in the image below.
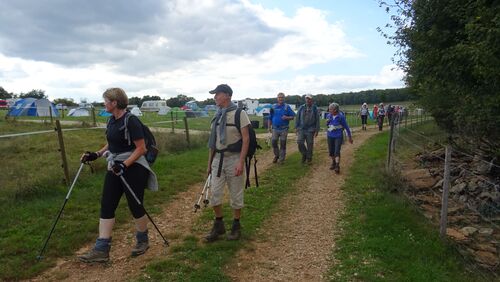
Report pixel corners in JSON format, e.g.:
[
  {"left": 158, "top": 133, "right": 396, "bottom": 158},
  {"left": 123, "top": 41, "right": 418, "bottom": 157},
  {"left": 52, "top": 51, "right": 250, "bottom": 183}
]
[
  {"left": 327, "top": 136, "right": 343, "bottom": 157},
  {"left": 100, "top": 163, "right": 149, "bottom": 219},
  {"left": 361, "top": 115, "right": 368, "bottom": 125}
]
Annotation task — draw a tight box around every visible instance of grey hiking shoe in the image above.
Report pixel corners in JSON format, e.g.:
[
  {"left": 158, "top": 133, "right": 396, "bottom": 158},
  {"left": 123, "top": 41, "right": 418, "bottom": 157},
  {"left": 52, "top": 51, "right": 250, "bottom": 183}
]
[
  {"left": 227, "top": 225, "right": 241, "bottom": 241},
  {"left": 334, "top": 163, "right": 340, "bottom": 174},
  {"left": 131, "top": 241, "right": 149, "bottom": 257},
  {"left": 330, "top": 162, "right": 335, "bottom": 170},
  {"left": 78, "top": 249, "right": 109, "bottom": 263},
  {"left": 205, "top": 219, "right": 226, "bottom": 242}
]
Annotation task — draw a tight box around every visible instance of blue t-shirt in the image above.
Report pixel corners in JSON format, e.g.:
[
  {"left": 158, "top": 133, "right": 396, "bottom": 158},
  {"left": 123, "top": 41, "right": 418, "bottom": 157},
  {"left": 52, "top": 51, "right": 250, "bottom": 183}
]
[
  {"left": 270, "top": 103, "right": 295, "bottom": 129},
  {"left": 326, "top": 112, "right": 351, "bottom": 139}
]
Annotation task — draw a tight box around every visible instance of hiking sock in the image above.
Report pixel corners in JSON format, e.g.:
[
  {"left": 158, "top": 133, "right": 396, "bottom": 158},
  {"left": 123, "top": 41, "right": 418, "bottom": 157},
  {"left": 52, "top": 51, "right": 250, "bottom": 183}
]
[
  {"left": 94, "top": 237, "right": 111, "bottom": 252},
  {"left": 136, "top": 229, "right": 149, "bottom": 243},
  {"left": 232, "top": 218, "right": 241, "bottom": 230}
]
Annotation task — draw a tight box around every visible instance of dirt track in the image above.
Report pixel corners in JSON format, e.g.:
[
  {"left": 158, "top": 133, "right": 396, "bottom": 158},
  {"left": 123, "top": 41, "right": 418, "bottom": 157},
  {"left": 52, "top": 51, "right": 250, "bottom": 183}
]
[
  {"left": 31, "top": 126, "right": 380, "bottom": 281},
  {"left": 226, "top": 128, "right": 378, "bottom": 281}
]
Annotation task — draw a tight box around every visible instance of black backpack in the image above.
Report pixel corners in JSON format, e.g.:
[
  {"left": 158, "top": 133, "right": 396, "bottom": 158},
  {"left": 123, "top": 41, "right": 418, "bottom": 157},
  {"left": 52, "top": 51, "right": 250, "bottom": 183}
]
[
  {"left": 112, "top": 111, "right": 159, "bottom": 164},
  {"left": 234, "top": 108, "right": 262, "bottom": 188},
  {"left": 235, "top": 108, "right": 261, "bottom": 159}
]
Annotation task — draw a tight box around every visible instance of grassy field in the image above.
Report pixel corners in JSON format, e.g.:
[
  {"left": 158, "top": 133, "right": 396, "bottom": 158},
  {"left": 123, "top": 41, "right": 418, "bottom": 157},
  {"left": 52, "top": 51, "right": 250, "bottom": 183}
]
[
  {"left": 1, "top": 102, "right": 408, "bottom": 134},
  {"left": 0, "top": 114, "right": 214, "bottom": 280},
  {"left": 327, "top": 129, "right": 488, "bottom": 281}
]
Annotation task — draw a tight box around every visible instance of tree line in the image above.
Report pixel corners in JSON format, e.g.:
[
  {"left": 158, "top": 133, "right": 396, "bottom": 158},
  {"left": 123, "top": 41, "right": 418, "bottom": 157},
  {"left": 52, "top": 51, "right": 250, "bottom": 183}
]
[
  {"left": 2, "top": 86, "right": 414, "bottom": 109},
  {"left": 380, "top": 0, "right": 499, "bottom": 155}
]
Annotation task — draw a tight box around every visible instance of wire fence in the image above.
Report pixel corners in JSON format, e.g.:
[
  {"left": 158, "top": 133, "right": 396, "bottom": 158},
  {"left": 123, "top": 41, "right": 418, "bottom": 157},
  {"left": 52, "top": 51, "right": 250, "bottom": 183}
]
[{"left": 386, "top": 113, "right": 499, "bottom": 276}]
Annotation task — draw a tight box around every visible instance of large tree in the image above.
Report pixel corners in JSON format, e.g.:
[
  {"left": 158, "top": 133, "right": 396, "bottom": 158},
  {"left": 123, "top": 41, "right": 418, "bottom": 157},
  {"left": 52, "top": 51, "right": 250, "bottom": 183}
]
[
  {"left": 0, "top": 86, "right": 13, "bottom": 99},
  {"left": 19, "top": 89, "right": 47, "bottom": 99},
  {"left": 380, "top": 0, "right": 500, "bottom": 153}
]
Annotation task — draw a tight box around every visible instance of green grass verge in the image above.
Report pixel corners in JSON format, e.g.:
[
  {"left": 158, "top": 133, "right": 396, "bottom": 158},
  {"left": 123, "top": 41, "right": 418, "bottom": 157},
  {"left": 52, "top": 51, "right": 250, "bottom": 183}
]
[
  {"left": 138, "top": 152, "right": 311, "bottom": 281},
  {"left": 0, "top": 143, "right": 210, "bottom": 280},
  {"left": 327, "top": 132, "right": 487, "bottom": 281}
]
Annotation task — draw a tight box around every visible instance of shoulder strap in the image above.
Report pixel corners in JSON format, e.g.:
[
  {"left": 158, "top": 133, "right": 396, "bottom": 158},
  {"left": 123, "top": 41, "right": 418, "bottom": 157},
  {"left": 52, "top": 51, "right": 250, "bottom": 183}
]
[{"left": 235, "top": 108, "right": 242, "bottom": 134}]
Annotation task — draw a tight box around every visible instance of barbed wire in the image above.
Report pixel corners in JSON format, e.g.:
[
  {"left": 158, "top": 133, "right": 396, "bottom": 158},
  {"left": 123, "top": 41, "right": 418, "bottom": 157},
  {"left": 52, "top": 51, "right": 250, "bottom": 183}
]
[
  {"left": 402, "top": 127, "right": 500, "bottom": 170},
  {"left": 394, "top": 135, "right": 500, "bottom": 228}
]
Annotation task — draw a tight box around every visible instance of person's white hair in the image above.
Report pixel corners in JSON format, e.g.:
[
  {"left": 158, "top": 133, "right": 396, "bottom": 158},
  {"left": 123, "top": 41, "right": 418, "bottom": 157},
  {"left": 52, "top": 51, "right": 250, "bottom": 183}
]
[{"left": 329, "top": 102, "right": 340, "bottom": 111}]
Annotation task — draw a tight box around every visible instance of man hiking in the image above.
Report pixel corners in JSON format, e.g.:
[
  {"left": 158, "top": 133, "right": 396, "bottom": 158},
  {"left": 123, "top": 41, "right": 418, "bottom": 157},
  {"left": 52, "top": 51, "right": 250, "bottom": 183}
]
[
  {"left": 206, "top": 84, "right": 250, "bottom": 242},
  {"left": 268, "top": 92, "right": 295, "bottom": 164},
  {"left": 295, "top": 94, "right": 320, "bottom": 164}
]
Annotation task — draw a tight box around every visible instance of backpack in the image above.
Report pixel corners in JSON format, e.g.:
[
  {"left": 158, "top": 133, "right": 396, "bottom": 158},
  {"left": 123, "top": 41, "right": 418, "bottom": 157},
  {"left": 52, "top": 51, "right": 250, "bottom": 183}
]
[
  {"left": 235, "top": 108, "right": 261, "bottom": 159},
  {"left": 235, "top": 108, "right": 262, "bottom": 188},
  {"left": 111, "top": 111, "right": 159, "bottom": 164}
]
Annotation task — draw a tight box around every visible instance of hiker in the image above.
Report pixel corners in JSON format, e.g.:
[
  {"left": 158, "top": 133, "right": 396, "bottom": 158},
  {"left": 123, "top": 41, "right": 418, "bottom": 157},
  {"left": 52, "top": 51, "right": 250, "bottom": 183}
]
[
  {"left": 326, "top": 103, "right": 353, "bottom": 173},
  {"left": 377, "top": 102, "right": 386, "bottom": 131},
  {"left": 359, "top": 102, "right": 369, "bottom": 131},
  {"left": 78, "top": 88, "right": 158, "bottom": 263},
  {"left": 295, "top": 94, "right": 320, "bottom": 164},
  {"left": 268, "top": 92, "right": 295, "bottom": 164},
  {"left": 373, "top": 104, "right": 379, "bottom": 120},
  {"left": 206, "top": 84, "right": 250, "bottom": 242}
]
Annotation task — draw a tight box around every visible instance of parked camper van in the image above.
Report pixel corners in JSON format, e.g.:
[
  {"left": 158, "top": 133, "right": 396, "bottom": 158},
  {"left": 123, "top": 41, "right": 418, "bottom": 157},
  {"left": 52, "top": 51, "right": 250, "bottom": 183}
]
[
  {"left": 141, "top": 100, "right": 167, "bottom": 112},
  {"left": 0, "top": 100, "right": 7, "bottom": 109}
]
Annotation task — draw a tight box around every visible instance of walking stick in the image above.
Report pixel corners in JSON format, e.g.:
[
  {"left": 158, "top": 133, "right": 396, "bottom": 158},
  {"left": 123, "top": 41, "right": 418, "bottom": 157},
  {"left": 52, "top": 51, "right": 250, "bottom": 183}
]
[
  {"left": 104, "top": 152, "right": 169, "bottom": 246},
  {"left": 37, "top": 162, "right": 85, "bottom": 260},
  {"left": 253, "top": 156, "right": 259, "bottom": 187},
  {"left": 194, "top": 174, "right": 211, "bottom": 212}
]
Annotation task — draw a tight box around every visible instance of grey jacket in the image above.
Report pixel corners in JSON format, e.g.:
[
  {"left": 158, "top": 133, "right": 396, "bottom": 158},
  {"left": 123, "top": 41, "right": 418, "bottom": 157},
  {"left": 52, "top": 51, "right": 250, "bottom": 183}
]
[{"left": 105, "top": 151, "right": 158, "bottom": 191}]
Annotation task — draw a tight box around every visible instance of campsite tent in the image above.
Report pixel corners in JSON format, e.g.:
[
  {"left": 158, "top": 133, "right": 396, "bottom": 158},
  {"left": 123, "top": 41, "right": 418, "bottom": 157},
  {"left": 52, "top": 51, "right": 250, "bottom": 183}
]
[
  {"left": 68, "top": 107, "right": 91, "bottom": 117},
  {"left": 158, "top": 106, "right": 171, "bottom": 115},
  {"left": 7, "top": 98, "right": 59, "bottom": 117},
  {"left": 130, "top": 106, "right": 143, "bottom": 116},
  {"left": 98, "top": 109, "right": 112, "bottom": 117},
  {"left": 255, "top": 104, "right": 272, "bottom": 116}
]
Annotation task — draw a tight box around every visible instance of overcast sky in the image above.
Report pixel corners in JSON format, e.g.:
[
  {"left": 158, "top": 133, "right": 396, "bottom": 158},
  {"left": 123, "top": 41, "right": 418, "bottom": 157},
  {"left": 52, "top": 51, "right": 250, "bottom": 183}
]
[{"left": 0, "top": 0, "right": 404, "bottom": 102}]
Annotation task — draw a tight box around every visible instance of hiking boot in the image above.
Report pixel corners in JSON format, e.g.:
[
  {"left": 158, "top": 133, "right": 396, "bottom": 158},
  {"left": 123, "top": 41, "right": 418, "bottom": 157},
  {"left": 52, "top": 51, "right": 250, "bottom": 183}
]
[
  {"left": 131, "top": 230, "right": 149, "bottom": 257},
  {"left": 301, "top": 155, "right": 307, "bottom": 164},
  {"left": 131, "top": 241, "right": 149, "bottom": 257},
  {"left": 205, "top": 219, "right": 226, "bottom": 242},
  {"left": 307, "top": 158, "right": 312, "bottom": 165},
  {"left": 227, "top": 222, "right": 241, "bottom": 241},
  {"left": 273, "top": 157, "right": 278, "bottom": 163},
  {"left": 334, "top": 163, "right": 340, "bottom": 174},
  {"left": 330, "top": 161, "right": 335, "bottom": 170},
  {"left": 78, "top": 249, "right": 109, "bottom": 263}
]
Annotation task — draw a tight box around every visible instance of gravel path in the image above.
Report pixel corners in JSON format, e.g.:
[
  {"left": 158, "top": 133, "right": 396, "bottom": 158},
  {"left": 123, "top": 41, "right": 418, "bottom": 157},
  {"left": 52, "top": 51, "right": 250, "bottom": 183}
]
[{"left": 225, "top": 128, "right": 378, "bottom": 281}]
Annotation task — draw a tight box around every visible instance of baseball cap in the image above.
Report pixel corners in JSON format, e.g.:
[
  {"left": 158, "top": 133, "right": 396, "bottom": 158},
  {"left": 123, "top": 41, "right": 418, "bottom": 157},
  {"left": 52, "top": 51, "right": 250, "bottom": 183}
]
[
  {"left": 305, "top": 94, "right": 313, "bottom": 99},
  {"left": 209, "top": 84, "right": 233, "bottom": 96}
]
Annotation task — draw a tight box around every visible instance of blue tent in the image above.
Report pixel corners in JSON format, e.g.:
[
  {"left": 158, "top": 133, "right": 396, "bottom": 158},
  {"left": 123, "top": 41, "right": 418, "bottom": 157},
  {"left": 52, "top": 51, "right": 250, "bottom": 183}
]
[
  {"left": 7, "top": 98, "right": 59, "bottom": 117},
  {"left": 98, "top": 109, "right": 112, "bottom": 117}
]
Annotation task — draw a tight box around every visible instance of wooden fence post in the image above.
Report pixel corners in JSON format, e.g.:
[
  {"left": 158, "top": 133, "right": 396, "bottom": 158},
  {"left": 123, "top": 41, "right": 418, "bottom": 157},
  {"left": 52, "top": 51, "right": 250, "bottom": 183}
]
[
  {"left": 183, "top": 116, "right": 190, "bottom": 148},
  {"left": 440, "top": 142, "right": 452, "bottom": 238},
  {"left": 91, "top": 107, "right": 97, "bottom": 127},
  {"left": 55, "top": 120, "right": 70, "bottom": 185},
  {"left": 171, "top": 111, "right": 175, "bottom": 133},
  {"left": 387, "top": 117, "right": 396, "bottom": 171}
]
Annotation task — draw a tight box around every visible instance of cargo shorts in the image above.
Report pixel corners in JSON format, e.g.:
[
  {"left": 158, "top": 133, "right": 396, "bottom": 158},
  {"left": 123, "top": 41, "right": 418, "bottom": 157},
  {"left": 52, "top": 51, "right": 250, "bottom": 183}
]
[{"left": 210, "top": 152, "right": 245, "bottom": 209}]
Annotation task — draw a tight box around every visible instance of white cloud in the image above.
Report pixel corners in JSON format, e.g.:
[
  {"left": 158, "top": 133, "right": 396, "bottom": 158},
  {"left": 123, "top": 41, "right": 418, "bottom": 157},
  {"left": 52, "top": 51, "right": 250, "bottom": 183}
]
[{"left": 0, "top": 0, "right": 404, "bottom": 102}]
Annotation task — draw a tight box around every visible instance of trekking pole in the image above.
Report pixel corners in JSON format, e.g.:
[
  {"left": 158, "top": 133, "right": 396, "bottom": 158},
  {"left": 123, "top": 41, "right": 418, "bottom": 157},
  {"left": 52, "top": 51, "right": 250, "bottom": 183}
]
[
  {"left": 37, "top": 162, "right": 85, "bottom": 260},
  {"left": 203, "top": 174, "right": 211, "bottom": 208},
  {"left": 104, "top": 152, "right": 169, "bottom": 246},
  {"left": 194, "top": 174, "right": 211, "bottom": 212},
  {"left": 253, "top": 156, "right": 259, "bottom": 187}
]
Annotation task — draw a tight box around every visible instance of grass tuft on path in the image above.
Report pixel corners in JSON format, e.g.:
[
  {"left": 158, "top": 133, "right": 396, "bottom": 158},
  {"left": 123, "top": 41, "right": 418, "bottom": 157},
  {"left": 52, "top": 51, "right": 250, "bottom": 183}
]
[{"left": 327, "top": 132, "right": 487, "bottom": 281}]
